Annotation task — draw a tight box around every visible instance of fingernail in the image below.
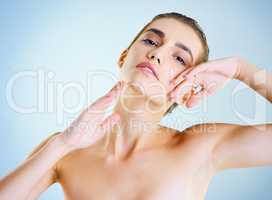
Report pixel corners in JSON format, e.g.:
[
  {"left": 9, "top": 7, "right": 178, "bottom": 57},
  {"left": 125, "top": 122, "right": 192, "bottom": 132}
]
[{"left": 170, "top": 96, "right": 176, "bottom": 103}]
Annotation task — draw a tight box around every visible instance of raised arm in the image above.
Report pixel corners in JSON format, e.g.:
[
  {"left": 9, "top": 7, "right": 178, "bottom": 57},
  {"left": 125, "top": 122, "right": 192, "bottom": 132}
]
[
  {"left": 169, "top": 57, "right": 272, "bottom": 171},
  {"left": 211, "top": 59, "right": 272, "bottom": 171},
  {"left": 236, "top": 57, "right": 272, "bottom": 103},
  {"left": 0, "top": 81, "right": 124, "bottom": 200},
  {"left": 209, "top": 123, "right": 272, "bottom": 171}
]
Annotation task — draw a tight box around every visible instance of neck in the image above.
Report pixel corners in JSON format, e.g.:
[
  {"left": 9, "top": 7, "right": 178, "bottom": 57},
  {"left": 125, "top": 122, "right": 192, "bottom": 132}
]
[{"left": 102, "top": 83, "right": 172, "bottom": 161}]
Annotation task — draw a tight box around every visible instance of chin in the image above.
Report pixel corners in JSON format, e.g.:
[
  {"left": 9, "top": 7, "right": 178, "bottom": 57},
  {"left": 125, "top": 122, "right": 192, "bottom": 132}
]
[
  {"left": 131, "top": 81, "right": 167, "bottom": 106},
  {"left": 121, "top": 68, "right": 167, "bottom": 96},
  {"left": 129, "top": 76, "right": 164, "bottom": 93}
]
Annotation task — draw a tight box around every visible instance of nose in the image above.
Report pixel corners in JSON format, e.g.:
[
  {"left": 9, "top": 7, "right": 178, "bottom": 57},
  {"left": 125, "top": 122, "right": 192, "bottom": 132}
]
[
  {"left": 147, "top": 50, "right": 161, "bottom": 65},
  {"left": 150, "top": 55, "right": 160, "bottom": 64}
]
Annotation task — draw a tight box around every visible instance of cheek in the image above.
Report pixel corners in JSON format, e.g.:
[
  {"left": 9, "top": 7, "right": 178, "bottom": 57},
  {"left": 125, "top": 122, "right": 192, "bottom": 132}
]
[
  {"left": 161, "top": 66, "right": 180, "bottom": 83},
  {"left": 123, "top": 48, "right": 144, "bottom": 67}
]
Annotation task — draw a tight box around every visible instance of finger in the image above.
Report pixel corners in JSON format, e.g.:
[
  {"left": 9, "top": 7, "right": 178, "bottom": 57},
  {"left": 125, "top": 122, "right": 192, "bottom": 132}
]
[
  {"left": 185, "top": 89, "right": 207, "bottom": 108},
  {"left": 170, "top": 70, "right": 228, "bottom": 102},
  {"left": 179, "top": 67, "right": 194, "bottom": 77},
  {"left": 91, "top": 81, "right": 123, "bottom": 108},
  {"left": 169, "top": 67, "right": 193, "bottom": 90},
  {"left": 169, "top": 77, "right": 195, "bottom": 103},
  {"left": 95, "top": 80, "right": 125, "bottom": 104},
  {"left": 181, "top": 90, "right": 193, "bottom": 106},
  {"left": 184, "top": 63, "right": 209, "bottom": 80},
  {"left": 169, "top": 73, "right": 186, "bottom": 91},
  {"left": 80, "top": 81, "right": 125, "bottom": 123}
]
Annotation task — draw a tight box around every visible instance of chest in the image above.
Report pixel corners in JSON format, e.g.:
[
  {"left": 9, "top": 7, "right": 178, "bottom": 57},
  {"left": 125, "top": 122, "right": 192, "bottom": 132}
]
[{"left": 57, "top": 145, "right": 213, "bottom": 200}]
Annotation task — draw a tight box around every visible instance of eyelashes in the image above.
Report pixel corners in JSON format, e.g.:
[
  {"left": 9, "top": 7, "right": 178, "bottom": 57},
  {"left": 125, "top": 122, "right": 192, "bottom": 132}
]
[
  {"left": 175, "top": 56, "right": 186, "bottom": 65},
  {"left": 141, "top": 38, "right": 187, "bottom": 66},
  {"left": 142, "top": 38, "right": 159, "bottom": 46}
]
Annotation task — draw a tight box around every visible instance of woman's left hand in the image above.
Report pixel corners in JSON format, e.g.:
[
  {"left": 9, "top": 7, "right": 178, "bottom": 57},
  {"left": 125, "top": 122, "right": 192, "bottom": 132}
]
[{"left": 168, "top": 57, "right": 241, "bottom": 108}]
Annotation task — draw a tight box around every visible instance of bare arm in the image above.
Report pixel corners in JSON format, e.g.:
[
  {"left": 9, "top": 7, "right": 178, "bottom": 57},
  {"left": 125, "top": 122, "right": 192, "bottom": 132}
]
[
  {"left": 25, "top": 133, "right": 64, "bottom": 200},
  {"left": 236, "top": 57, "right": 272, "bottom": 103},
  {"left": 168, "top": 57, "right": 272, "bottom": 172},
  {"left": 0, "top": 133, "right": 72, "bottom": 200},
  {"left": 211, "top": 123, "right": 272, "bottom": 171},
  {"left": 208, "top": 60, "right": 272, "bottom": 171},
  {"left": 0, "top": 81, "right": 124, "bottom": 200}
]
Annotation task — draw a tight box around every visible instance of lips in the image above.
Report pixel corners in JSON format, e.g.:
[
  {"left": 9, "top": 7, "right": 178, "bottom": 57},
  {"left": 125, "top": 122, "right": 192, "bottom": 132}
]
[{"left": 136, "top": 62, "right": 159, "bottom": 80}]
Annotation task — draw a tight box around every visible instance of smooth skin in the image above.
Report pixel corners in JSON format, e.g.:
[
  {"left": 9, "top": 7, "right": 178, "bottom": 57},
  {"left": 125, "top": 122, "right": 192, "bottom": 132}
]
[{"left": 0, "top": 18, "right": 271, "bottom": 200}]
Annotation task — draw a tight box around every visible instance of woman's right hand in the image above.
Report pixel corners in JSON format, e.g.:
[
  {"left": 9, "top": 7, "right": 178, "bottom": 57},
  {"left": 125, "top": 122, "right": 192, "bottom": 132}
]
[
  {"left": 0, "top": 81, "right": 125, "bottom": 200},
  {"left": 59, "top": 81, "right": 125, "bottom": 151}
]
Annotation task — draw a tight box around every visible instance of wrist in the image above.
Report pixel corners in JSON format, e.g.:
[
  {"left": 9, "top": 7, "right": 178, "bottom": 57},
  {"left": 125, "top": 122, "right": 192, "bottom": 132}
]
[
  {"left": 234, "top": 57, "right": 258, "bottom": 82},
  {"left": 233, "top": 56, "right": 245, "bottom": 80}
]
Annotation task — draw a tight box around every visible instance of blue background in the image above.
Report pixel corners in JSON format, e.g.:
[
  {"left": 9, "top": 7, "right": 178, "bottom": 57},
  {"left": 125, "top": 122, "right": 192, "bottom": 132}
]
[{"left": 0, "top": 0, "right": 272, "bottom": 199}]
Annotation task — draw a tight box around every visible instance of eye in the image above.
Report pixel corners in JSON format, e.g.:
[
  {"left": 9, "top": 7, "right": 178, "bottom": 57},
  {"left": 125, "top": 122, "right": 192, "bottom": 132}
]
[
  {"left": 175, "top": 56, "right": 186, "bottom": 65},
  {"left": 142, "top": 39, "right": 158, "bottom": 47}
]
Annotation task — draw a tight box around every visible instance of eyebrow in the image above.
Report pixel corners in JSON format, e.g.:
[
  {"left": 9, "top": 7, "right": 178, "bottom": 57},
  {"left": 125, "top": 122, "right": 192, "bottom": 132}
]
[
  {"left": 145, "top": 28, "right": 165, "bottom": 38},
  {"left": 144, "top": 28, "right": 194, "bottom": 63}
]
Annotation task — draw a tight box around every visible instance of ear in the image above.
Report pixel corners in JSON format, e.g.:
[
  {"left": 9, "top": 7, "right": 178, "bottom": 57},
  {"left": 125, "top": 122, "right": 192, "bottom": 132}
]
[{"left": 118, "top": 49, "right": 129, "bottom": 68}]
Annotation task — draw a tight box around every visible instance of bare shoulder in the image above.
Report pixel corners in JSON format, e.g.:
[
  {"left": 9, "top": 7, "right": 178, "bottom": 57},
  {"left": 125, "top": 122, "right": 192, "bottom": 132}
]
[
  {"left": 160, "top": 122, "right": 241, "bottom": 149},
  {"left": 181, "top": 122, "right": 240, "bottom": 139},
  {"left": 159, "top": 123, "right": 218, "bottom": 141}
]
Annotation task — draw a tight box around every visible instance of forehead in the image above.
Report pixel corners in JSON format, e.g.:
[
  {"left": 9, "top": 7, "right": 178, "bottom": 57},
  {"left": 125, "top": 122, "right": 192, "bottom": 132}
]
[{"left": 143, "top": 18, "right": 203, "bottom": 65}]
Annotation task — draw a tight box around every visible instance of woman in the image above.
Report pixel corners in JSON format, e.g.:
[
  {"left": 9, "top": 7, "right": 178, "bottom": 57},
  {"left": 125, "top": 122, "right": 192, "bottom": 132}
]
[{"left": 0, "top": 12, "right": 271, "bottom": 200}]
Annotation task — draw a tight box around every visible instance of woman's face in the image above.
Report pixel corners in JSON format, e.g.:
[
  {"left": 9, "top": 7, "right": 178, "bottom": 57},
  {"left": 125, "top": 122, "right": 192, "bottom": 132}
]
[{"left": 119, "top": 18, "right": 203, "bottom": 107}]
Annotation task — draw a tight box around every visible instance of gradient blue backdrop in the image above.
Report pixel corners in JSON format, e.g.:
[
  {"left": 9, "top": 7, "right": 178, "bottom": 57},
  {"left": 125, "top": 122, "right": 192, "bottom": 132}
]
[{"left": 1, "top": 0, "right": 272, "bottom": 199}]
